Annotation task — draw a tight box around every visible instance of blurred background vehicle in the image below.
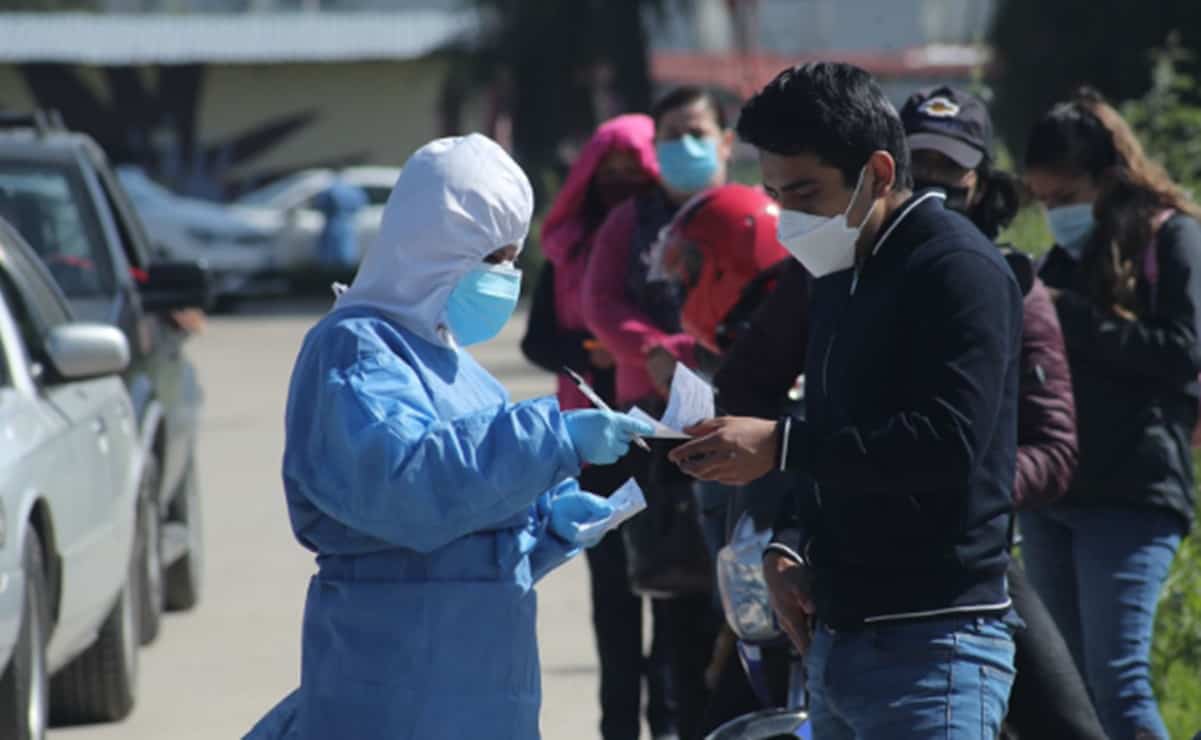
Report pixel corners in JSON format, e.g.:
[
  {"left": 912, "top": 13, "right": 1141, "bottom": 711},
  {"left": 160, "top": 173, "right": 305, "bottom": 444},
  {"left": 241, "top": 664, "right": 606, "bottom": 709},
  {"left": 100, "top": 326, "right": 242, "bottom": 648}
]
[
  {"left": 115, "top": 166, "right": 281, "bottom": 308},
  {"left": 0, "top": 217, "right": 142, "bottom": 737},
  {"left": 0, "top": 114, "right": 209, "bottom": 656},
  {"left": 234, "top": 166, "right": 399, "bottom": 274}
]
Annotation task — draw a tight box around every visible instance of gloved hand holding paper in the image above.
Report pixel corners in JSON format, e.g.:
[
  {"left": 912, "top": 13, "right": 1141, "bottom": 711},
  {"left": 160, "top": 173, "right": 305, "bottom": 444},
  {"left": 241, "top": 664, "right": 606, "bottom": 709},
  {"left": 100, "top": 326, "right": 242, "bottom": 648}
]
[{"left": 573, "top": 478, "right": 648, "bottom": 541}]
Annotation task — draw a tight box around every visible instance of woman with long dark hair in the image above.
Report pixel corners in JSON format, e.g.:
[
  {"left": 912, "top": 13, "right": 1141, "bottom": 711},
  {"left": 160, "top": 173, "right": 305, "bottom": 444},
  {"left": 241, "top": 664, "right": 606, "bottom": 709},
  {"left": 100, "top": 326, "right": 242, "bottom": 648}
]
[
  {"left": 902, "top": 86, "right": 1107, "bottom": 740},
  {"left": 1024, "top": 88, "right": 1201, "bottom": 740}
]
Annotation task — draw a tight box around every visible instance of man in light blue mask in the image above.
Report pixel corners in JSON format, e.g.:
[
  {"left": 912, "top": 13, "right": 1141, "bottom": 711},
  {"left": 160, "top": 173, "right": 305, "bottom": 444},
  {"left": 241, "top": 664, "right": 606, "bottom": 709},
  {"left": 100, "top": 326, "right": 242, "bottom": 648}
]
[
  {"left": 244, "top": 134, "right": 654, "bottom": 740},
  {"left": 654, "top": 90, "right": 735, "bottom": 201}
]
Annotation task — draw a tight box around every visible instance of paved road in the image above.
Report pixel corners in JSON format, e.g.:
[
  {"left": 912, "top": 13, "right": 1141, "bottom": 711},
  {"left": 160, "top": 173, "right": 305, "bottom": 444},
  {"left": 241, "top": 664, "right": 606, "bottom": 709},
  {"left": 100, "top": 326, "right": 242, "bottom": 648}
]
[{"left": 50, "top": 299, "right": 621, "bottom": 740}]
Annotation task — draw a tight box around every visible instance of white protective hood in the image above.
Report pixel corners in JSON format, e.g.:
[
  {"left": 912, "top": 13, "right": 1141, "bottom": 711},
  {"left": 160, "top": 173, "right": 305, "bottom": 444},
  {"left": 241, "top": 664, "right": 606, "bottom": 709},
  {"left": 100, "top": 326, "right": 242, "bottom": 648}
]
[{"left": 334, "top": 134, "right": 533, "bottom": 346}]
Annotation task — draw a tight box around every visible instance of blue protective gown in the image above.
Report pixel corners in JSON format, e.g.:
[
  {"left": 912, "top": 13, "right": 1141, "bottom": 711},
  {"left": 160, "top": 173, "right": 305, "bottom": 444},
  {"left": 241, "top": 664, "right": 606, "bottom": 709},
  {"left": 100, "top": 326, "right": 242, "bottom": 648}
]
[{"left": 245, "top": 305, "right": 584, "bottom": 740}]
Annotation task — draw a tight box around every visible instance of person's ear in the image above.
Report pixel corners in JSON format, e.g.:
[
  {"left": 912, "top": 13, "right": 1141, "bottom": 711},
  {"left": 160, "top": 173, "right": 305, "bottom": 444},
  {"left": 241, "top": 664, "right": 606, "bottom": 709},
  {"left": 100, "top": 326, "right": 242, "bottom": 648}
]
[
  {"left": 866, "top": 150, "right": 897, "bottom": 198},
  {"left": 964, "top": 169, "right": 983, "bottom": 206},
  {"left": 719, "top": 129, "right": 735, "bottom": 161}
]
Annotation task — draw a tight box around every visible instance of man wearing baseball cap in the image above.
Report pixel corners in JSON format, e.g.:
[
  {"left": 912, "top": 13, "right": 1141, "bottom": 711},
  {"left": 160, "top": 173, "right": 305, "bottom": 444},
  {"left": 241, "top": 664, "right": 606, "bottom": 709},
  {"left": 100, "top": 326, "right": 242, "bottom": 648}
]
[
  {"left": 902, "top": 86, "right": 1109, "bottom": 740},
  {"left": 900, "top": 87, "right": 1007, "bottom": 222}
]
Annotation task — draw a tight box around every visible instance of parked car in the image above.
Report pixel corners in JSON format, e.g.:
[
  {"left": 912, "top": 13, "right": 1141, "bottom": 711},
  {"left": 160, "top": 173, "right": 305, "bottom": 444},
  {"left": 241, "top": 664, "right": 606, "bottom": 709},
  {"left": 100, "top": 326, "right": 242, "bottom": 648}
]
[
  {"left": 0, "top": 113, "right": 208, "bottom": 652},
  {"left": 235, "top": 166, "right": 399, "bottom": 272},
  {"left": 115, "top": 166, "right": 280, "bottom": 306},
  {"left": 0, "top": 217, "right": 142, "bottom": 737}
]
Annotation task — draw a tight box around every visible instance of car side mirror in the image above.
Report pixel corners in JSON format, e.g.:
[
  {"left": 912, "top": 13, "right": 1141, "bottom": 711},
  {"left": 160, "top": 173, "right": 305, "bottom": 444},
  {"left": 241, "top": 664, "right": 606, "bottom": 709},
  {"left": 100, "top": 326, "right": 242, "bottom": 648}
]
[
  {"left": 139, "top": 260, "right": 212, "bottom": 312},
  {"left": 43, "top": 323, "right": 130, "bottom": 380}
]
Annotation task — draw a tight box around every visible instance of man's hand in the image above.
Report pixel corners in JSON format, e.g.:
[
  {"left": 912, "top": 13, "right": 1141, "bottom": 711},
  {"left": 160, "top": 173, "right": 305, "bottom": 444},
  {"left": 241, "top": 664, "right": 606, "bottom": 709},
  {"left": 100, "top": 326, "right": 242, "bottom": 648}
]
[
  {"left": 589, "top": 346, "right": 616, "bottom": 370},
  {"left": 667, "top": 417, "right": 779, "bottom": 485},
  {"left": 645, "top": 345, "right": 677, "bottom": 397},
  {"left": 764, "top": 551, "right": 817, "bottom": 654},
  {"left": 584, "top": 339, "right": 615, "bottom": 370}
]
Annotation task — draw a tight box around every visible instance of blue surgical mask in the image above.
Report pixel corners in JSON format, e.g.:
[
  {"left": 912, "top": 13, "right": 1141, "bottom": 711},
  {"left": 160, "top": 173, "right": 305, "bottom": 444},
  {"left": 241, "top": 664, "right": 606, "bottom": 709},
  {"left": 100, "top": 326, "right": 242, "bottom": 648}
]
[
  {"left": 1046, "top": 203, "right": 1095, "bottom": 257},
  {"left": 656, "top": 135, "right": 720, "bottom": 193},
  {"left": 446, "top": 263, "right": 523, "bottom": 346}
]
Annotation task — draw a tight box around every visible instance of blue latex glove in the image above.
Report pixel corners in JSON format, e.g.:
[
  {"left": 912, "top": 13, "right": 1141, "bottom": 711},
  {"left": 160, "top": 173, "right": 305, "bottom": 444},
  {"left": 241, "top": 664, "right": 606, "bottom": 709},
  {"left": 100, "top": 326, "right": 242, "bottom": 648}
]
[
  {"left": 564, "top": 410, "right": 655, "bottom": 465},
  {"left": 549, "top": 491, "right": 615, "bottom": 548}
]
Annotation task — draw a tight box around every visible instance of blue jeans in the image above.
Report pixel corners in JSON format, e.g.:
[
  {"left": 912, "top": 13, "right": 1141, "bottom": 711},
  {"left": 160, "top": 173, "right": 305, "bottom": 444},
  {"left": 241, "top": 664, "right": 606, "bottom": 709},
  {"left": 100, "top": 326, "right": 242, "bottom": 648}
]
[
  {"left": 805, "top": 615, "right": 1017, "bottom": 739},
  {"left": 1019, "top": 505, "right": 1184, "bottom": 740}
]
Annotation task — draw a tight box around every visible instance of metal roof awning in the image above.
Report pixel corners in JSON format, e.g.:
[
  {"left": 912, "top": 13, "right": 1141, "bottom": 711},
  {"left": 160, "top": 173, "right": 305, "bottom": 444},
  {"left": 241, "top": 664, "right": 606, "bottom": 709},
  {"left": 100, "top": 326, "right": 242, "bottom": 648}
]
[{"left": 0, "top": 11, "right": 481, "bottom": 66}]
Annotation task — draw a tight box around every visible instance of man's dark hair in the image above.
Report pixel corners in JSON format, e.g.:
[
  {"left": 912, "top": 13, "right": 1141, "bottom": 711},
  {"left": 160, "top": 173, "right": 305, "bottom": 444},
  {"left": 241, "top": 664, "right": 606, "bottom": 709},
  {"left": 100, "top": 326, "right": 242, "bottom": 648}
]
[
  {"left": 651, "top": 86, "right": 728, "bottom": 130},
  {"left": 737, "top": 62, "right": 913, "bottom": 189}
]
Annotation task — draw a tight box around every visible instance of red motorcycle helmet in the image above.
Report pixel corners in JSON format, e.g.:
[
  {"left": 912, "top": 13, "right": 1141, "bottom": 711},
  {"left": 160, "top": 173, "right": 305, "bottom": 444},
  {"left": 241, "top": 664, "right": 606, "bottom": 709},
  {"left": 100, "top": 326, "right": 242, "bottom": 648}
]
[{"left": 658, "top": 184, "right": 790, "bottom": 353}]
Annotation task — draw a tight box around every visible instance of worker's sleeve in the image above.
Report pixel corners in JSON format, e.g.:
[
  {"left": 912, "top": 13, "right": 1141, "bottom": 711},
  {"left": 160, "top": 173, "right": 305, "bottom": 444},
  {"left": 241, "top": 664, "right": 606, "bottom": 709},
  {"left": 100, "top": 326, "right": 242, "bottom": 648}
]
[
  {"left": 528, "top": 480, "right": 583, "bottom": 583},
  {"left": 582, "top": 202, "right": 697, "bottom": 371},
  {"left": 284, "top": 326, "right": 583, "bottom": 553}
]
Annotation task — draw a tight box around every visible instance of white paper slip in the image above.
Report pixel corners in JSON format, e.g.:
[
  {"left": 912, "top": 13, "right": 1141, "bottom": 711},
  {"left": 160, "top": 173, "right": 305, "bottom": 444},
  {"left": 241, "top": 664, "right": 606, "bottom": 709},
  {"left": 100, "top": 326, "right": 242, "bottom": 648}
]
[
  {"left": 629, "top": 406, "right": 690, "bottom": 439},
  {"left": 576, "top": 478, "right": 648, "bottom": 540},
  {"left": 662, "top": 363, "right": 715, "bottom": 432}
]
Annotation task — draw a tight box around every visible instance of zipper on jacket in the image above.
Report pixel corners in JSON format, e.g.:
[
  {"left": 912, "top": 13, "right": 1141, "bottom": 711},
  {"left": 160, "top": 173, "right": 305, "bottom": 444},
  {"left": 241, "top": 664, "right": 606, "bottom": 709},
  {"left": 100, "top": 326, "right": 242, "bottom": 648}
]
[{"left": 821, "top": 333, "right": 836, "bottom": 396}]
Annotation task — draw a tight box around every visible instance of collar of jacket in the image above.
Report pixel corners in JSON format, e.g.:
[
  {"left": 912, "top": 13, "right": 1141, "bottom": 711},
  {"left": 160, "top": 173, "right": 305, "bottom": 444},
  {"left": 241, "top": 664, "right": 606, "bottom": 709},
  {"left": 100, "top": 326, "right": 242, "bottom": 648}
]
[{"left": 851, "top": 190, "right": 947, "bottom": 294}]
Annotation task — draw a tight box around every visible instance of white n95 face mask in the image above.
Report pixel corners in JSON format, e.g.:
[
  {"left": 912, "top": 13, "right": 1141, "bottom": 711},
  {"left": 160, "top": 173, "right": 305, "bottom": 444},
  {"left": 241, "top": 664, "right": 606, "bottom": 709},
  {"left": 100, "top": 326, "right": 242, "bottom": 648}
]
[{"left": 776, "top": 167, "right": 875, "bottom": 278}]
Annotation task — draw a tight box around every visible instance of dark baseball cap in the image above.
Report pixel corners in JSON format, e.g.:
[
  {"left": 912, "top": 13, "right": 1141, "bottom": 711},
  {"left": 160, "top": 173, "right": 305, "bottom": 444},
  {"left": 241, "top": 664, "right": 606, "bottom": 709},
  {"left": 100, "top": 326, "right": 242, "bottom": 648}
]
[{"left": 900, "top": 86, "right": 993, "bottom": 169}]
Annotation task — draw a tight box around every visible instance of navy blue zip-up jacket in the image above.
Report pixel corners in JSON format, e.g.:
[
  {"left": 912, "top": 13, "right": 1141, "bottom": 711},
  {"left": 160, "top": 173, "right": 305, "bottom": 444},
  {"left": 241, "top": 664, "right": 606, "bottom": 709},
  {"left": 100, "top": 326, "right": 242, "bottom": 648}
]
[{"left": 769, "top": 194, "right": 1023, "bottom": 630}]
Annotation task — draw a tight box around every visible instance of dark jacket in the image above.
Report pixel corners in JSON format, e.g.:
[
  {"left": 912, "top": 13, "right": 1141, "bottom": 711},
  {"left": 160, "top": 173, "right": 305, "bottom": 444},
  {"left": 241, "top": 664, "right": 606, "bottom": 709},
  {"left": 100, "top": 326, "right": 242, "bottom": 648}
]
[
  {"left": 770, "top": 195, "right": 1023, "bottom": 630},
  {"left": 1039, "top": 213, "right": 1201, "bottom": 530},
  {"left": 1013, "top": 278, "right": 1078, "bottom": 510},
  {"left": 714, "top": 260, "right": 810, "bottom": 419}
]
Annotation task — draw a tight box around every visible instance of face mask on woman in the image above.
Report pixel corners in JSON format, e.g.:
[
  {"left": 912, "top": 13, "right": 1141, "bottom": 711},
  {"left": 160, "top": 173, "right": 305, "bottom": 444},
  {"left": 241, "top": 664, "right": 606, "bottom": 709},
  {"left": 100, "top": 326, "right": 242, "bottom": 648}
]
[
  {"left": 1046, "top": 203, "right": 1095, "bottom": 257},
  {"left": 446, "top": 263, "right": 523, "bottom": 346},
  {"left": 593, "top": 178, "right": 652, "bottom": 209},
  {"left": 656, "top": 135, "right": 720, "bottom": 193}
]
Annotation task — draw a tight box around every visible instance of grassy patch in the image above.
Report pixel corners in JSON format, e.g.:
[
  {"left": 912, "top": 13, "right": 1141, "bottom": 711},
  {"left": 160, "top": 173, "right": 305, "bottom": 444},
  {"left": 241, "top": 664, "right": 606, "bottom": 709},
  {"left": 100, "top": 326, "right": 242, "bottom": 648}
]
[{"left": 1155, "top": 451, "right": 1201, "bottom": 739}]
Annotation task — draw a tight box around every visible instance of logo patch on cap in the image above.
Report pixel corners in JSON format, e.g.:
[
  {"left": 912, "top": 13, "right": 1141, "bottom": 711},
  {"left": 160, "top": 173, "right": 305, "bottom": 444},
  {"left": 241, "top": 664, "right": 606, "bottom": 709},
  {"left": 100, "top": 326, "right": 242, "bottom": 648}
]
[{"left": 919, "top": 96, "right": 961, "bottom": 118}]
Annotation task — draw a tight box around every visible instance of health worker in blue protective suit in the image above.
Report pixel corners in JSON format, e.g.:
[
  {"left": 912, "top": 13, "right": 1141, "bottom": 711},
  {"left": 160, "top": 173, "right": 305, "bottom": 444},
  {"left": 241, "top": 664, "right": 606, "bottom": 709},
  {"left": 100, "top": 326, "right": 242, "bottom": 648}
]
[{"left": 243, "top": 134, "right": 654, "bottom": 740}]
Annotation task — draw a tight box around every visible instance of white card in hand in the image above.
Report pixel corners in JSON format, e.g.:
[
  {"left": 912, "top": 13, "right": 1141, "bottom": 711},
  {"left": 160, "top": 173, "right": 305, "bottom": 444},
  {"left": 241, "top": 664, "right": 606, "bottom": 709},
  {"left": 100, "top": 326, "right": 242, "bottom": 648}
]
[
  {"left": 629, "top": 406, "right": 691, "bottom": 439},
  {"left": 662, "top": 363, "right": 715, "bottom": 432},
  {"left": 576, "top": 478, "right": 648, "bottom": 539}
]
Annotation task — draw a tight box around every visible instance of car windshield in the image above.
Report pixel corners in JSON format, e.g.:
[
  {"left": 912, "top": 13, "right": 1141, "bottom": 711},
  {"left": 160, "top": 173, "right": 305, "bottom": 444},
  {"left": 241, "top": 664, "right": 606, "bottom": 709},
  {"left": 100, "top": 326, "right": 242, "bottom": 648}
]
[{"left": 0, "top": 163, "right": 117, "bottom": 301}]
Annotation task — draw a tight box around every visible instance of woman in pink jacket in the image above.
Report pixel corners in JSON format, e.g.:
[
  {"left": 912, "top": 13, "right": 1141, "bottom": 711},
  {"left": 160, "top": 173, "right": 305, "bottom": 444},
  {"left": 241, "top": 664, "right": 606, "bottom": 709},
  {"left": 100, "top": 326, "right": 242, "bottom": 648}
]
[
  {"left": 582, "top": 87, "right": 735, "bottom": 740},
  {"left": 521, "top": 114, "right": 676, "bottom": 740}
]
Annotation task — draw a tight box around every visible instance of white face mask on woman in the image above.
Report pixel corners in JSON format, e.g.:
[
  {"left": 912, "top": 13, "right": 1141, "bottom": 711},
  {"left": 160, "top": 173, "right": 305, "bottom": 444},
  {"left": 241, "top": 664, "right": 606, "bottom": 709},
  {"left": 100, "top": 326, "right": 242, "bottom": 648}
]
[{"left": 775, "top": 167, "right": 876, "bottom": 277}]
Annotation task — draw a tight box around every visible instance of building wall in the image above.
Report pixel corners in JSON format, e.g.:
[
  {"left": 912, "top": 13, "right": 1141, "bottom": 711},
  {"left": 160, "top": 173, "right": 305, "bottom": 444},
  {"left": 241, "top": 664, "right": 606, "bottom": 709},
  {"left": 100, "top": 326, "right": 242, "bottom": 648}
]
[
  {"left": 0, "top": 56, "right": 457, "bottom": 197},
  {"left": 199, "top": 58, "right": 450, "bottom": 179}
]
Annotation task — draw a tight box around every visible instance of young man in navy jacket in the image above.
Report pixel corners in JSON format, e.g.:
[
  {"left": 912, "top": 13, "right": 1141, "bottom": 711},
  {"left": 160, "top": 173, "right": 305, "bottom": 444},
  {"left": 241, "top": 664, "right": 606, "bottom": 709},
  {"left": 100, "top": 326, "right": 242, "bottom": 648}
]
[{"left": 669, "top": 62, "right": 1024, "bottom": 739}]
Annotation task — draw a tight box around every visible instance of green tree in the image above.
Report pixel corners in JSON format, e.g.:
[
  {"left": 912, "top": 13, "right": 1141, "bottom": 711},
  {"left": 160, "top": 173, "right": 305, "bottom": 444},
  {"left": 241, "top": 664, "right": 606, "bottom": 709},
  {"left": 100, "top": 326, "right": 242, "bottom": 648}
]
[
  {"left": 455, "top": 0, "right": 678, "bottom": 204},
  {"left": 989, "top": 0, "right": 1201, "bottom": 157},
  {"left": 1121, "top": 35, "right": 1201, "bottom": 192}
]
